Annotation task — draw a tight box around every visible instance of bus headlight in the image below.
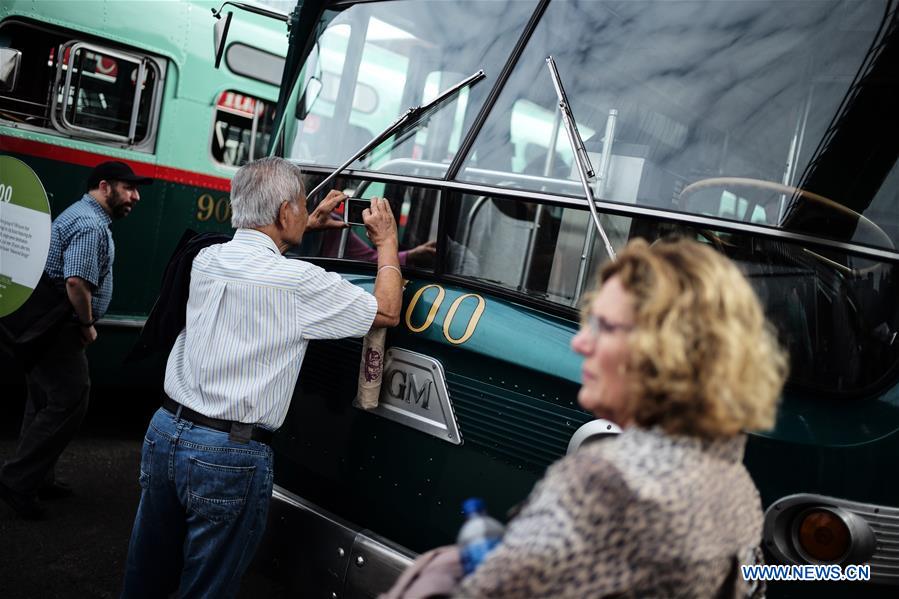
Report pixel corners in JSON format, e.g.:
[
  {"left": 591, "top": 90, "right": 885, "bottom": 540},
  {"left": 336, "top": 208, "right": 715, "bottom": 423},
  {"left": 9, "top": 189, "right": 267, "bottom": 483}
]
[
  {"left": 765, "top": 495, "right": 877, "bottom": 570},
  {"left": 794, "top": 507, "right": 852, "bottom": 562}
]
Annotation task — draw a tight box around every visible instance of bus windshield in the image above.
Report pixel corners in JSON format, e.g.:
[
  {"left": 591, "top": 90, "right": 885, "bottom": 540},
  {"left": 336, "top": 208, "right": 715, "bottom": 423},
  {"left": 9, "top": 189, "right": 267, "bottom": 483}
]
[
  {"left": 288, "top": 0, "right": 899, "bottom": 254},
  {"left": 458, "top": 0, "right": 899, "bottom": 253},
  {"left": 286, "top": 0, "right": 537, "bottom": 178}
]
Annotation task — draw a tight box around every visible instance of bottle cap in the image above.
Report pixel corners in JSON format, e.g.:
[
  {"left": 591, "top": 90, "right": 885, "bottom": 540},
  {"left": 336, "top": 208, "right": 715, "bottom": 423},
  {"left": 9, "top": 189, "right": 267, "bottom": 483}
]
[{"left": 462, "top": 497, "right": 485, "bottom": 515}]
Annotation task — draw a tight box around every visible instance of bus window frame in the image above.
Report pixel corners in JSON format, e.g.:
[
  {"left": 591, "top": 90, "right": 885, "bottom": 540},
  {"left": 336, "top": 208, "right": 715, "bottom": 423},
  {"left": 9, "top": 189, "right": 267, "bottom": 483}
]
[
  {"left": 296, "top": 162, "right": 899, "bottom": 265},
  {"left": 208, "top": 90, "right": 277, "bottom": 168},
  {"left": 50, "top": 41, "right": 159, "bottom": 144},
  {"left": 0, "top": 17, "right": 166, "bottom": 153},
  {"left": 299, "top": 165, "right": 591, "bottom": 319}
]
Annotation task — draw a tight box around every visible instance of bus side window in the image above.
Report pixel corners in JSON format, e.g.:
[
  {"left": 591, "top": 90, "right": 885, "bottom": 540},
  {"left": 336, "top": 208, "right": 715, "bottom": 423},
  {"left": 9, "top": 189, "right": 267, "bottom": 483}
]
[
  {"left": 52, "top": 43, "right": 159, "bottom": 144},
  {"left": 210, "top": 91, "right": 276, "bottom": 167},
  {"left": 0, "top": 21, "right": 162, "bottom": 149},
  {"left": 444, "top": 194, "right": 626, "bottom": 307},
  {"left": 292, "top": 176, "right": 439, "bottom": 272}
]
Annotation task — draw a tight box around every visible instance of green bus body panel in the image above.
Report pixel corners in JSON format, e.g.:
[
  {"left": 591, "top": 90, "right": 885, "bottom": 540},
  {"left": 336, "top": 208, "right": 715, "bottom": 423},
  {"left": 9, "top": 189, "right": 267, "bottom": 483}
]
[
  {"left": 747, "top": 423, "right": 899, "bottom": 510},
  {"left": 0, "top": 2, "right": 279, "bottom": 425},
  {"left": 0, "top": 0, "right": 287, "bottom": 104},
  {"left": 0, "top": 0, "right": 286, "bottom": 177}
]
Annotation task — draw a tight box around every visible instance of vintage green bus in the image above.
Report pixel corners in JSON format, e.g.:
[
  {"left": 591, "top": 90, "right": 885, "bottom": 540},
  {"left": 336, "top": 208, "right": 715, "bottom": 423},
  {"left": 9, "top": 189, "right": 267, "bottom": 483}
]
[
  {"left": 0, "top": 0, "right": 289, "bottom": 392},
  {"left": 242, "top": 0, "right": 898, "bottom": 597}
]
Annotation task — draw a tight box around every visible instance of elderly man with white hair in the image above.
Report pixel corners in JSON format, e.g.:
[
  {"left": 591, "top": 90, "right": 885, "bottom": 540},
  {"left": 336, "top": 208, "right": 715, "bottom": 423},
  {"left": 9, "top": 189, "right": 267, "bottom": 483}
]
[{"left": 121, "top": 157, "right": 402, "bottom": 598}]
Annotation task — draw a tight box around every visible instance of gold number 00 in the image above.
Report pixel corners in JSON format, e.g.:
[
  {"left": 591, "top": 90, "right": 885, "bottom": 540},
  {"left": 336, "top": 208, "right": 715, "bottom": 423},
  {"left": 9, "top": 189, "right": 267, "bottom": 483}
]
[
  {"left": 443, "top": 294, "right": 486, "bottom": 345},
  {"left": 405, "top": 284, "right": 444, "bottom": 333},
  {"left": 404, "top": 284, "right": 485, "bottom": 345}
]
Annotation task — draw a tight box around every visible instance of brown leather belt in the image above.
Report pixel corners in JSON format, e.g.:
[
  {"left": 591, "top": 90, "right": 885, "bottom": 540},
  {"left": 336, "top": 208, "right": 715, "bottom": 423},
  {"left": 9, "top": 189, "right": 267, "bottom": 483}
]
[{"left": 162, "top": 395, "right": 274, "bottom": 445}]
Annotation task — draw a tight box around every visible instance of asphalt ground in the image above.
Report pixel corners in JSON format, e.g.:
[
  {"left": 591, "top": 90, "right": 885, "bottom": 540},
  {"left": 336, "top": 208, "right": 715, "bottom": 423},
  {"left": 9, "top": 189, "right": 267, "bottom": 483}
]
[
  {"left": 0, "top": 435, "right": 142, "bottom": 598},
  {"left": 0, "top": 386, "right": 287, "bottom": 598}
]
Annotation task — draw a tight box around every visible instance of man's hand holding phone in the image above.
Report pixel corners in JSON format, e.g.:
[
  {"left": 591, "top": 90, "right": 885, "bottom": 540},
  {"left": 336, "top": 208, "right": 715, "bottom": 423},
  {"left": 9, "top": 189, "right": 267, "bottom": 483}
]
[
  {"left": 366, "top": 197, "right": 402, "bottom": 329},
  {"left": 362, "top": 197, "right": 398, "bottom": 249},
  {"left": 307, "top": 189, "right": 350, "bottom": 231}
]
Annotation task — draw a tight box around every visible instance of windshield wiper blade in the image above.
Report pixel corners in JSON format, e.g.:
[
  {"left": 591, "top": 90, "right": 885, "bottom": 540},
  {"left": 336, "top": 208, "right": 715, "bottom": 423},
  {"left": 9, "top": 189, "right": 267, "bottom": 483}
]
[
  {"left": 545, "top": 56, "right": 616, "bottom": 262},
  {"left": 307, "top": 69, "right": 486, "bottom": 203}
]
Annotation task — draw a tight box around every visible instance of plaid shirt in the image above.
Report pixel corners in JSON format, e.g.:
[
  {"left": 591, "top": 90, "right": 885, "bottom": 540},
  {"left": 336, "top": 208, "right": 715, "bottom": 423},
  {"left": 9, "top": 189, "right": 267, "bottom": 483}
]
[{"left": 44, "top": 194, "right": 115, "bottom": 318}]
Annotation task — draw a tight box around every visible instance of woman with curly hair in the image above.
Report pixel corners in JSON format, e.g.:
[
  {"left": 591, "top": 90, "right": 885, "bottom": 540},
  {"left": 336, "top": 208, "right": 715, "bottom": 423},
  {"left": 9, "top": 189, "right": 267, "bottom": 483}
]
[{"left": 386, "top": 237, "right": 788, "bottom": 599}]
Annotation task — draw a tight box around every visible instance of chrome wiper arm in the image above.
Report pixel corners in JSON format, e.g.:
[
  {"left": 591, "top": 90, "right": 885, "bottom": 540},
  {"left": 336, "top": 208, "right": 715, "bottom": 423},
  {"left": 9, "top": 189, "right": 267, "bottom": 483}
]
[
  {"left": 545, "top": 56, "right": 615, "bottom": 261},
  {"left": 307, "top": 69, "right": 486, "bottom": 203}
]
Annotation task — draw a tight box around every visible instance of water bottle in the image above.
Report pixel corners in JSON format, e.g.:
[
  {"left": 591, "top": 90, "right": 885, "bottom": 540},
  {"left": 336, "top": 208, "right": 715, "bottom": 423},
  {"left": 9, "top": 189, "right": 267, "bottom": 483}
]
[{"left": 457, "top": 497, "right": 505, "bottom": 575}]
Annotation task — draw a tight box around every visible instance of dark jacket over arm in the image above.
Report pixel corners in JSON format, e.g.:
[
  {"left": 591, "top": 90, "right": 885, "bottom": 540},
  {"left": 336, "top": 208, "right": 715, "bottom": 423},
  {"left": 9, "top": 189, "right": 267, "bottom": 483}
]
[{"left": 126, "top": 231, "right": 231, "bottom": 362}]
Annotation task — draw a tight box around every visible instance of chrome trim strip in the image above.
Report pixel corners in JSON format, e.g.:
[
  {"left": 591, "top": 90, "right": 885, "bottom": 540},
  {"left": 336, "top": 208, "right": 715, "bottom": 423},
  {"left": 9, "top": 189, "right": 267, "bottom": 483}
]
[
  {"left": 272, "top": 484, "right": 358, "bottom": 536},
  {"left": 270, "top": 484, "right": 416, "bottom": 586},
  {"left": 270, "top": 485, "right": 416, "bottom": 562},
  {"left": 96, "top": 317, "right": 145, "bottom": 328},
  {"left": 293, "top": 163, "right": 899, "bottom": 264}
]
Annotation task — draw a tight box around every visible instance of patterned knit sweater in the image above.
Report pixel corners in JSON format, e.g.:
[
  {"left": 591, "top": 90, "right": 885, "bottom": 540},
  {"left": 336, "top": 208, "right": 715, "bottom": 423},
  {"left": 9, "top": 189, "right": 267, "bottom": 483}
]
[{"left": 457, "top": 427, "right": 763, "bottom": 598}]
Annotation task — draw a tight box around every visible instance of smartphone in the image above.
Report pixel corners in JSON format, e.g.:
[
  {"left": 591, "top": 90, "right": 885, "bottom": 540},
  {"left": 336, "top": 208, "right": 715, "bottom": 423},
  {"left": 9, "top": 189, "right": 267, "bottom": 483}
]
[{"left": 345, "top": 197, "right": 369, "bottom": 227}]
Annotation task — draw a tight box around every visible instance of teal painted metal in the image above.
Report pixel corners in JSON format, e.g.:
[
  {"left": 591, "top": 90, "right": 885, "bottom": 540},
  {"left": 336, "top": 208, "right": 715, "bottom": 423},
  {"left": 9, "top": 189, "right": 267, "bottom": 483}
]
[
  {"left": 0, "top": 0, "right": 286, "bottom": 177},
  {"left": 350, "top": 275, "right": 582, "bottom": 385}
]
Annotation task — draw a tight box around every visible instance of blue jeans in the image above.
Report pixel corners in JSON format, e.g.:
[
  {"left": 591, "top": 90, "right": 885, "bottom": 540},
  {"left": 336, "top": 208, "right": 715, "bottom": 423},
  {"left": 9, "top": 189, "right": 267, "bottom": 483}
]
[{"left": 121, "top": 408, "right": 273, "bottom": 598}]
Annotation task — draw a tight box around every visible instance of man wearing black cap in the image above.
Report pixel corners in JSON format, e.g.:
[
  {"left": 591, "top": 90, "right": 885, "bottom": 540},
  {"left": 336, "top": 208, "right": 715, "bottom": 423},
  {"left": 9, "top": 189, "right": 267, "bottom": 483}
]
[{"left": 0, "top": 161, "right": 152, "bottom": 519}]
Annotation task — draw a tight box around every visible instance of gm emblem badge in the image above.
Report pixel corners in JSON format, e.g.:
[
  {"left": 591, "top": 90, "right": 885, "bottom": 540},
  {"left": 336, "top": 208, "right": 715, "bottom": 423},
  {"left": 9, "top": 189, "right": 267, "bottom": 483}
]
[{"left": 357, "top": 347, "right": 462, "bottom": 445}]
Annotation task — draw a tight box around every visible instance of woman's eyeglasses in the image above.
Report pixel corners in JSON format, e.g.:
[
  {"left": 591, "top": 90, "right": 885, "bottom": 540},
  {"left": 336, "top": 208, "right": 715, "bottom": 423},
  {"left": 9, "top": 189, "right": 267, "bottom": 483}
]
[{"left": 581, "top": 314, "right": 635, "bottom": 340}]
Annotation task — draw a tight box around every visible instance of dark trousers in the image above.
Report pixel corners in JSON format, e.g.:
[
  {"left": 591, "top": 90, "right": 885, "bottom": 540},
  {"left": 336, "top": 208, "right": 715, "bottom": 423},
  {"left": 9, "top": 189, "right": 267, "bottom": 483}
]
[{"left": 0, "top": 324, "right": 90, "bottom": 496}]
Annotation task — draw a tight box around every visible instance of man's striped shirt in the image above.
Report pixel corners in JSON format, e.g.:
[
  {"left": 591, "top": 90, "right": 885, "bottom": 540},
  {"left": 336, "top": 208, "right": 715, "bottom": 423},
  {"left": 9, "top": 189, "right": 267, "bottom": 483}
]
[
  {"left": 44, "top": 194, "right": 114, "bottom": 318},
  {"left": 164, "top": 229, "right": 377, "bottom": 429}
]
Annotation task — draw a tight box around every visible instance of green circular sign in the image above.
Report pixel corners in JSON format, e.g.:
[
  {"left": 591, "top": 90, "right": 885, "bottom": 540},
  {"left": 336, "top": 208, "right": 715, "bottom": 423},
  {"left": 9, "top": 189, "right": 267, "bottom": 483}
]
[{"left": 0, "top": 155, "right": 52, "bottom": 317}]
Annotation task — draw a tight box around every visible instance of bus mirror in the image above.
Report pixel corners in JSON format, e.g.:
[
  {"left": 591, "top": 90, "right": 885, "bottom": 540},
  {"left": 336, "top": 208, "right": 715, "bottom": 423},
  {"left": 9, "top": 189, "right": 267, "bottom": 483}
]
[
  {"left": 0, "top": 48, "right": 22, "bottom": 92},
  {"left": 213, "top": 11, "right": 233, "bottom": 69},
  {"left": 296, "top": 77, "right": 322, "bottom": 120}
]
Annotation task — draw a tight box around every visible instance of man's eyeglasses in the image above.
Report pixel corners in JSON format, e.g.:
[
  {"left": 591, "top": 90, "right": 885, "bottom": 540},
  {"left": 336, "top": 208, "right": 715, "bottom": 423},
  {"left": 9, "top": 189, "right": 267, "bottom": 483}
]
[{"left": 581, "top": 313, "right": 635, "bottom": 340}]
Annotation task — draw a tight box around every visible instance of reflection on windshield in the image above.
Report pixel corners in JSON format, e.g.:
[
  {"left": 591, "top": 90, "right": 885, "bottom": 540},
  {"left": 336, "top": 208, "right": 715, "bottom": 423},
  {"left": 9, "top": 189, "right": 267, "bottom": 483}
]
[
  {"left": 458, "top": 0, "right": 899, "bottom": 252},
  {"left": 287, "top": 0, "right": 537, "bottom": 178},
  {"left": 304, "top": 71, "right": 485, "bottom": 203}
]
